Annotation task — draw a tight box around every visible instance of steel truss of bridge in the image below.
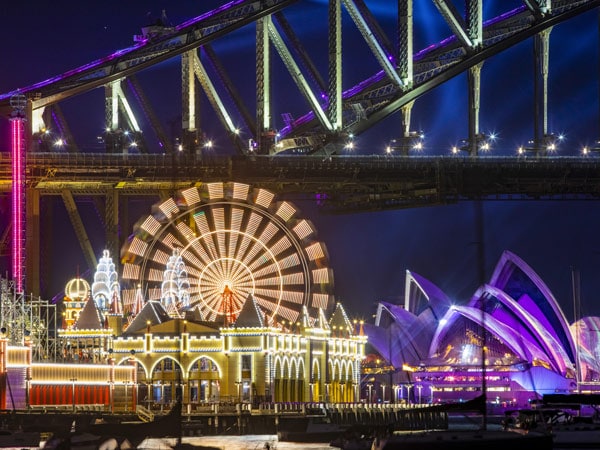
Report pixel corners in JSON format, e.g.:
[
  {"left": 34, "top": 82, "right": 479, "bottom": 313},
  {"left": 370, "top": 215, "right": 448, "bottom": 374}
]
[
  {"left": 1, "top": 153, "right": 599, "bottom": 213},
  {"left": 1, "top": 0, "right": 599, "bottom": 156},
  {"left": 2, "top": 0, "right": 600, "bottom": 299}
]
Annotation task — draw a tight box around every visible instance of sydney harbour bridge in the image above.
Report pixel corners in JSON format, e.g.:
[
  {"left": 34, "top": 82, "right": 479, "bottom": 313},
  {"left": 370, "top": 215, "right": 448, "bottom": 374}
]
[{"left": 0, "top": 0, "right": 600, "bottom": 299}]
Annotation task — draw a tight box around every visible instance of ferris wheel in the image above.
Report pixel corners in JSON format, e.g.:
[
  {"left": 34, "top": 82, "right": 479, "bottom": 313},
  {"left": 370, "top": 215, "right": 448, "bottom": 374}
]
[{"left": 120, "top": 182, "right": 334, "bottom": 324}]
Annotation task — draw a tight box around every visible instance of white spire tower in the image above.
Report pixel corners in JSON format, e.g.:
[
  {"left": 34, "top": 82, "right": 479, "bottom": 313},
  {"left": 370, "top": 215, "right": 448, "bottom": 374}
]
[
  {"left": 161, "top": 247, "right": 190, "bottom": 317},
  {"left": 91, "top": 249, "right": 122, "bottom": 314}
]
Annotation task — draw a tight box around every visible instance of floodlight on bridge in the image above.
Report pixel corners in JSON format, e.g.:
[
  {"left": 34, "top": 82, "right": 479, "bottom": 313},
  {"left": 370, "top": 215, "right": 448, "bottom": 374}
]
[
  {"left": 581, "top": 140, "right": 600, "bottom": 156},
  {"left": 518, "top": 133, "right": 565, "bottom": 156},
  {"left": 386, "top": 131, "right": 425, "bottom": 156},
  {"left": 451, "top": 133, "right": 496, "bottom": 156}
]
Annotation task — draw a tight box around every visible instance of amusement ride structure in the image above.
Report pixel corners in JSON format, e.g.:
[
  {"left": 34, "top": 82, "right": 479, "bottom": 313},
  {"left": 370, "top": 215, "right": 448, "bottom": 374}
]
[{"left": 120, "top": 181, "right": 334, "bottom": 325}]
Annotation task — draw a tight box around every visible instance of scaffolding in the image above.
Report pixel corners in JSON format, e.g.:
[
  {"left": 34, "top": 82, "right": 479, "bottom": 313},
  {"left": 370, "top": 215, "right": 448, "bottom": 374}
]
[{"left": 0, "top": 278, "right": 58, "bottom": 361}]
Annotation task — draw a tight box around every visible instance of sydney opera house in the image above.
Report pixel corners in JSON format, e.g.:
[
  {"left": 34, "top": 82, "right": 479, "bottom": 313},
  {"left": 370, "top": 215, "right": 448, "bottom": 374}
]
[{"left": 364, "top": 250, "right": 600, "bottom": 407}]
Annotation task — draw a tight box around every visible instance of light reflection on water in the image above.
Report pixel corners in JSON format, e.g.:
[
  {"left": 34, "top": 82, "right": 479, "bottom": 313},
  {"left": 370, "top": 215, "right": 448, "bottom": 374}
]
[
  {"left": 136, "top": 417, "right": 501, "bottom": 450},
  {"left": 138, "top": 435, "right": 332, "bottom": 450}
]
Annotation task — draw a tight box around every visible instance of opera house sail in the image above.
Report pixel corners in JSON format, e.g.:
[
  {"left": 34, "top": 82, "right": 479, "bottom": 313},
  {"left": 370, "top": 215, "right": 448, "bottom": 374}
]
[{"left": 365, "top": 250, "right": 598, "bottom": 406}]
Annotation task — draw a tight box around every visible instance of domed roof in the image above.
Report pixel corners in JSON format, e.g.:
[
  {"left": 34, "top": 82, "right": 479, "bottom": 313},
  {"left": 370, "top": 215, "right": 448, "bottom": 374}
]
[{"left": 65, "top": 277, "right": 91, "bottom": 301}]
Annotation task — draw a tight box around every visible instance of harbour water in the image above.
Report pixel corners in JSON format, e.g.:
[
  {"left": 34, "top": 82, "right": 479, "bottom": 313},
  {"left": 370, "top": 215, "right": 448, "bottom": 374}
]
[
  {"left": 136, "top": 431, "right": 591, "bottom": 450},
  {"left": 134, "top": 415, "right": 504, "bottom": 449},
  {"left": 139, "top": 435, "right": 331, "bottom": 450},
  {"left": 133, "top": 412, "right": 600, "bottom": 450}
]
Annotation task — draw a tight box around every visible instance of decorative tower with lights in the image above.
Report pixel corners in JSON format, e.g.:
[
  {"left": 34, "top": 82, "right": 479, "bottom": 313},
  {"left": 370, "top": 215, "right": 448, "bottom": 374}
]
[
  {"left": 9, "top": 94, "right": 27, "bottom": 293},
  {"left": 160, "top": 247, "right": 190, "bottom": 317},
  {"left": 91, "top": 249, "right": 122, "bottom": 314},
  {"left": 63, "top": 277, "right": 91, "bottom": 329}
]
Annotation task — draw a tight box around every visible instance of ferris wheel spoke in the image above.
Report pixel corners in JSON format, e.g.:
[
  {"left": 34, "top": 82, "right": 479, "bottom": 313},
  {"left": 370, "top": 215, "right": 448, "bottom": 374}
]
[
  {"left": 228, "top": 234, "right": 240, "bottom": 261},
  {"left": 248, "top": 255, "right": 278, "bottom": 274},
  {"left": 232, "top": 291, "right": 248, "bottom": 309},
  {"left": 233, "top": 233, "right": 254, "bottom": 263},
  {"left": 255, "top": 297, "right": 277, "bottom": 313},
  {"left": 270, "top": 236, "right": 293, "bottom": 258},
  {"left": 230, "top": 206, "right": 244, "bottom": 230},
  {"left": 174, "top": 222, "right": 196, "bottom": 245},
  {"left": 212, "top": 209, "right": 227, "bottom": 258},
  {"left": 277, "top": 254, "right": 301, "bottom": 272},
  {"left": 198, "top": 284, "right": 221, "bottom": 298},
  {"left": 188, "top": 239, "right": 213, "bottom": 266},
  {"left": 237, "top": 220, "right": 271, "bottom": 264},
  {"left": 251, "top": 262, "right": 280, "bottom": 280},
  {"left": 227, "top": 264, "right": 250, "bottom": 284},
  {"left": 149, "top": 247, "right": 171, "bottom": 267},
  {"left": 199, "top": 270, "right": 221, "bottom": 287},
  {"left": 202, "top": 295, "right": 222, "bottom": 315},
  {"left": 180, "top": 252, "right": 204, "bottom": 272},
  {"left": 231, "top": 270, "right": 252, "bottom": 286},
  {"left": 193, "top": 213, "right": 219, "bottom": 260},
  {"left": 279, "top": 272, "right": 305, "bottom": 286},
  {"left": 254, "top": 277, "right": 283, "bottom": 288},
  {"left": 240, "top": 241, "right": 265, "bottom": 269},
  {"left": 280, "top": 290, "right": 305, "bottom": 306},
  {"left": 253, "top": 288, "right": 282, "bottom": 303},
  {"left": 214, "top": 231, "right": 227, "bottom": 261},
  {"left": 161, "top": 232, "right": 184, "bottom": 253}
]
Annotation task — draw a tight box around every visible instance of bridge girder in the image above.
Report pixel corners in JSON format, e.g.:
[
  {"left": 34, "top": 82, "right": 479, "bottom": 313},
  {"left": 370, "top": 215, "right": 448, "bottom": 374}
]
[
  {"left": 1, "top": 1, "right": 598, "bottom": 156},
  {"left": 0, "top": 153, "right": 596, "bottom": 212}
]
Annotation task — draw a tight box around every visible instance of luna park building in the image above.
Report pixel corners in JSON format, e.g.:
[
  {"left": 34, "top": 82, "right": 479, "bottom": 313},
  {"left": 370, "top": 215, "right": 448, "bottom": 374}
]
[{"left": 0, "top": 183, "right": 367, "bottom": 412}]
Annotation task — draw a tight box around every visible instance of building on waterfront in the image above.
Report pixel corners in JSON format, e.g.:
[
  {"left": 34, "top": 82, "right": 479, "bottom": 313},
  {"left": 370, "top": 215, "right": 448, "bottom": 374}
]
[
  {"left": 0, "top": 266, "right": 366, "bottom": 411},
  {"left": 364, "top": 250, "right": 600, "bottom": 407},
  {"left": 0, "top": 183, "right": 367, "bottom": 411}
]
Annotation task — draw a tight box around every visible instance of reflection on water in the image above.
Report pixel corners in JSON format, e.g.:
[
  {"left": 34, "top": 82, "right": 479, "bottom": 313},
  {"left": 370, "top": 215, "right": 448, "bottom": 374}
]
[
  {"left": 135, "top": 416, "right": 511, "bottom": 450},
  {"left": 137, "top": 416, "right": 502, "bottom": 450},
  {"left": 139, "top": 435, "right": 331, "bottom": 450}
]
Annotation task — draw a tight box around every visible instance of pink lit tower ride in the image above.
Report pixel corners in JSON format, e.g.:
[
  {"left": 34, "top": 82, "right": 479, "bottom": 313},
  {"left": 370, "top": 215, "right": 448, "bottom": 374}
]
[{"left": 9, "top": 94, "right": 26, "bottom": 293}]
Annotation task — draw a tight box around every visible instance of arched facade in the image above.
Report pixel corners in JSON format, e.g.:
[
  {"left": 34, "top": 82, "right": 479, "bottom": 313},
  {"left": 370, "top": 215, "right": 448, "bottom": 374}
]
[{"left": 105, "top": 304, "right": 366, "bottom": 408}]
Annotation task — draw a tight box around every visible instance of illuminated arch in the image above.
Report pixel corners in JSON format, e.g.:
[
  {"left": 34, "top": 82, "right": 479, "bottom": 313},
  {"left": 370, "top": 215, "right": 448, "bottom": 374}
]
[
  {"left": 290, "top": 358, "right": 298, "bottom": 379},
  {"left": 296, "top": 358, "right": 305, "bottom": 379},
  {"left": 134, "top": 358, "right": 150, "bottom": 380},
  {"left": 149, "top": 356, "right": 184, "bottom": 377},
  {"left": 115, "top": 356, "right": 137, "bottom": 366},
  {"left": 311, "top": 358, "right": 320, "bottom": 381},
  {"left": 328, "top": 359, "right": 336, "bottom": 381},
  {"left": 341, "top": 360, "right": 351, "bottom": 382},
  {"left": 186, "top": 355, "right": 222, "bottom": 377},
  {"left": 332, "top": 359, "right": 342, "bottom": 381},
  {"left": 281, "top": 355, "right": 291, "bottom": 378},
  {"left": 274, "top": 355, "right": 283, "bottom": 378}
]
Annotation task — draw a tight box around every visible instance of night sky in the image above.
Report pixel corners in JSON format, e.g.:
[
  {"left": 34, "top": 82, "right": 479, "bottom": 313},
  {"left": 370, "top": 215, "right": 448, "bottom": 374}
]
[{"left": 0, "top": 1, "right": 599, "bottom": 322}]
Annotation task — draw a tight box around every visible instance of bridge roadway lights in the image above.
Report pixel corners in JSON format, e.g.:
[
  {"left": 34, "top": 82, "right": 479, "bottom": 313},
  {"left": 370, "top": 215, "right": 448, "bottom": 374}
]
[
  {"left": 386, "top": 133, "right": 424, "bottom": 156},
  {"left": 518, "top": 134, "right": 565, "bottom": 156}
]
